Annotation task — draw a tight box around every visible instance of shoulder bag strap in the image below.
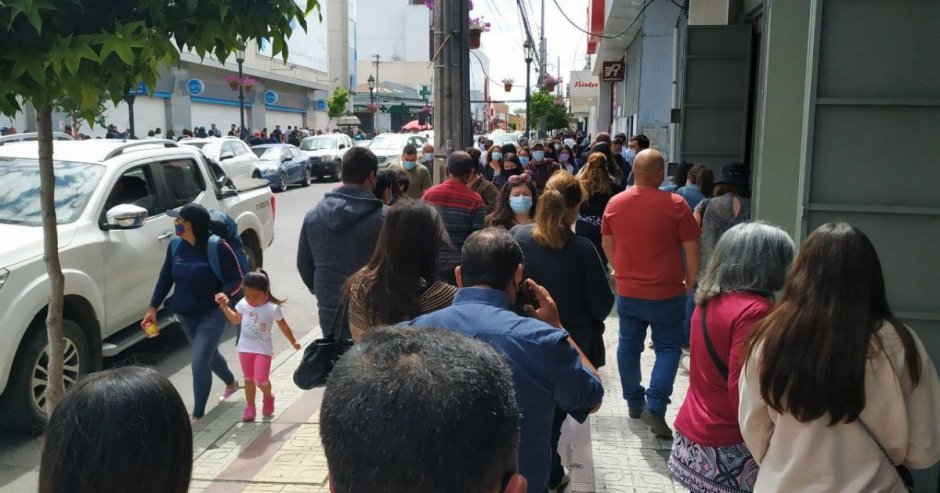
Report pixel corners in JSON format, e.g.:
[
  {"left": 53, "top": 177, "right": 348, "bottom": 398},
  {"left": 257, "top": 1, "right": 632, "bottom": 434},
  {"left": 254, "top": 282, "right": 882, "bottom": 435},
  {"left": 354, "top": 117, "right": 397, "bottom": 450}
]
[{"left": 700, "top": 301, "right": 729, "bottom": 380}]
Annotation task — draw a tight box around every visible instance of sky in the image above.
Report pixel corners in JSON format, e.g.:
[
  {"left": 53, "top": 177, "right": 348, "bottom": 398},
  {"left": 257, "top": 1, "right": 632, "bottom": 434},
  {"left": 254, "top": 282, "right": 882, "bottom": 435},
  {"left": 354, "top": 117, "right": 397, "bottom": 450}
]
[{"left": 472, "top": 0, "right": 589, "bottom": 110}]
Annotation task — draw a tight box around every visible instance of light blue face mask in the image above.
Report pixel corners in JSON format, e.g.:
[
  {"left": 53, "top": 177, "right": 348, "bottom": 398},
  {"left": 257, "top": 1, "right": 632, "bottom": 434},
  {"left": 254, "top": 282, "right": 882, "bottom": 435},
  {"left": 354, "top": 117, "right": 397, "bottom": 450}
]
[
  {"left": 509, "top": 195, "right": 533, "bottom": 214},
  {"left": 491, "top": 152, "right": 503, "bottom": 161},
  {"left": 403, "top": 160, "right": 417, "bottom": 170},
  {"left": 519, "top": 156, "right": 530, "bottom": 165},
  {"left": 624, "top": 148, "right": 637, "bottom": 162},
  {"left": 531, "top": 151, "right": 545, "bottom": 161}
]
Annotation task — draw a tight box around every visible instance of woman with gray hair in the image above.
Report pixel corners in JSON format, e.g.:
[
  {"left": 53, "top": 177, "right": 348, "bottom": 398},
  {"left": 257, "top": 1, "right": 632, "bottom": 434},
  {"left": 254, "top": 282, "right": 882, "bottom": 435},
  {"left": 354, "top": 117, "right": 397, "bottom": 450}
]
[{"left": 667, "top": 222, "right": 795, "bottom": 493}]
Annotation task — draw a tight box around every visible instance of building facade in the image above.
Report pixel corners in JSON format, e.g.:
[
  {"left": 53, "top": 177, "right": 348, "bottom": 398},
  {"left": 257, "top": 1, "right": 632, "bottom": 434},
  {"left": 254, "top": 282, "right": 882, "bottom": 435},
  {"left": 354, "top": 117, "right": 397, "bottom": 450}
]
[
  {"left": 3, "top": 1, "right": 357, "bottom": 138},
  {"left": 591, "top": 1, "right": 939, "bottom": 488}
]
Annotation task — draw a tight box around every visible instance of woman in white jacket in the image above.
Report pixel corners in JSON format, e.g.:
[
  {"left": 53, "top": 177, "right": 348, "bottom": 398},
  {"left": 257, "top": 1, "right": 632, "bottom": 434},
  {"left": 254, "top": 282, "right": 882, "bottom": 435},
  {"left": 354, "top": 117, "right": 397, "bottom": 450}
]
[{"left": 738, "top": 222, "right": 940, "bottom": 492}]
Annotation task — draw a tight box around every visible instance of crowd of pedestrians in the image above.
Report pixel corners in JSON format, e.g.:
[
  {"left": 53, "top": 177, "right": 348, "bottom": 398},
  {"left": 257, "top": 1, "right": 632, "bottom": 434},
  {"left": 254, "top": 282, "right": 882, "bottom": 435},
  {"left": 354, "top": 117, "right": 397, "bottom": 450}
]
[{"left": 40, "top": 130, "right": 940, "bottom": 493}]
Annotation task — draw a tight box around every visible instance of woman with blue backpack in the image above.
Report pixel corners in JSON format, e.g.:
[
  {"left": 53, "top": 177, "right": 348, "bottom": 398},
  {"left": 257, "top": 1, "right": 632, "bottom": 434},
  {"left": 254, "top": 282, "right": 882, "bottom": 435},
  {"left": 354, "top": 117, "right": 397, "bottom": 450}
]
[{"left": 142, "top": 203, "right": 244, "bottom": 423}]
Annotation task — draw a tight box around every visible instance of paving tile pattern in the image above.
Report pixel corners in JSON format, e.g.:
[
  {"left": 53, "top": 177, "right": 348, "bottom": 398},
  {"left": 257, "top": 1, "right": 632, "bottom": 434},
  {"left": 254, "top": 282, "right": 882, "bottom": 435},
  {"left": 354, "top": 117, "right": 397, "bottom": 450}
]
[{"left": 191, "top": 316, "right": 692, "bottom": 493}]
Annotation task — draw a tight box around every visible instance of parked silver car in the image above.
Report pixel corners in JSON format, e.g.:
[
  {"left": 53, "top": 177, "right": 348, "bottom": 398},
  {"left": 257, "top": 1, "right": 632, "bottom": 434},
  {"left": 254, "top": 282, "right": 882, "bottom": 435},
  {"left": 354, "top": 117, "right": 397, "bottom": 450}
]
[{"left": 179, "top": 137, "right": 261, "bottom": 179}]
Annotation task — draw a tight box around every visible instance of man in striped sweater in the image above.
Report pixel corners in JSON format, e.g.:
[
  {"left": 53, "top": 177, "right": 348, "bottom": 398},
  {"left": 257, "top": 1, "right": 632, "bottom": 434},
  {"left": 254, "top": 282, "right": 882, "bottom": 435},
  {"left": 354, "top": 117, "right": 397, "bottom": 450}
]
[{"left": 422, "top": 151, "right": 486, "bottom": 285}]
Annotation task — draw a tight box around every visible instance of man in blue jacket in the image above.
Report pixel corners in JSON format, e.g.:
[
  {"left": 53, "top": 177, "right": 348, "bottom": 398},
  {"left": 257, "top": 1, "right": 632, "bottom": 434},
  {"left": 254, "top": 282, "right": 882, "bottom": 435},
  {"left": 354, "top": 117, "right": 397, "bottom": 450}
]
[
  {"left": 297, "top": 147, "right": 387, "bottom": 340},
  {"left": 404, "top": 227, "right": 604, "bottom": 493}
]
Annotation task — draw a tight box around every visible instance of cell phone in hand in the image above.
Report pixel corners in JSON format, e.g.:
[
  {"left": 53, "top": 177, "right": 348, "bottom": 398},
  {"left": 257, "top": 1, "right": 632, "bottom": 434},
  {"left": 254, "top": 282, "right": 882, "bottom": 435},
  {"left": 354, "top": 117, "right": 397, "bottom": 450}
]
[{"left": 513, "top": 278, "right": 540, "bottom": 316}]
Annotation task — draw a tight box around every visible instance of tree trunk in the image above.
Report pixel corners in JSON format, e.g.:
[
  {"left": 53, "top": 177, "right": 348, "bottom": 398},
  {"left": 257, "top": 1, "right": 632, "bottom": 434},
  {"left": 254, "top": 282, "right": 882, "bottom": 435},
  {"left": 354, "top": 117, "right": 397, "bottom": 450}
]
[{"left": 37, "top": 104, "right": 66, "bottom": 416}]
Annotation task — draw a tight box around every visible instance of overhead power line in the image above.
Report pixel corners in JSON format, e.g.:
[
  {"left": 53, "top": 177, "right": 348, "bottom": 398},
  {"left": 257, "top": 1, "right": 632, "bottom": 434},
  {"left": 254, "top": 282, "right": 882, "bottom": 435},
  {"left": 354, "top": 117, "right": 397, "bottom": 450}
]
[{"left": 550, "top": 0, "right": 661, "bottom": 40}]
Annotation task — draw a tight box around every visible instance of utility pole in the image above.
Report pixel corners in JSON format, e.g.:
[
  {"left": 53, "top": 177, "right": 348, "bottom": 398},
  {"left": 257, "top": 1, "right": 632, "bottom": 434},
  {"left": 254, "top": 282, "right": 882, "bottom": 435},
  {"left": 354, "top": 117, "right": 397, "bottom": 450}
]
[
  {"left": 539, "top": 0, "right": 547, "bottom": 86},
  {"left": 373, "top": 55, "right": 381, "bottom": 108},
  {"left": 431, "top": 0, "right": 471, "bottom": 184}
]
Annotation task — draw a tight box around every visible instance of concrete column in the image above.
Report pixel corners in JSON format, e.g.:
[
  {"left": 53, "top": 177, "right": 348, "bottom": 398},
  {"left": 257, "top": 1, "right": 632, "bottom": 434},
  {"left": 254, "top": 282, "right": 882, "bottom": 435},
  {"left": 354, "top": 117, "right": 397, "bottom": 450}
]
[
  {"left": 167, "top": 67, "right": 193, "bottom": 135},
  {"left": 750, "top": 0, "right": 812, "bottom": 237},
  {"left": 250, "top": 84, "right": 266, "bottom": 134}
]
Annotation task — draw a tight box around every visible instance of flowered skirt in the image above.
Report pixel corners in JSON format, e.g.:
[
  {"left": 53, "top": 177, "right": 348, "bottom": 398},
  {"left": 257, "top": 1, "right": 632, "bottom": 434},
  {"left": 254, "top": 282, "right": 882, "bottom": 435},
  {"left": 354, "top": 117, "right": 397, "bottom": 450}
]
[{"left": 667, "top": 431, "right": 759, "bottom": 493}]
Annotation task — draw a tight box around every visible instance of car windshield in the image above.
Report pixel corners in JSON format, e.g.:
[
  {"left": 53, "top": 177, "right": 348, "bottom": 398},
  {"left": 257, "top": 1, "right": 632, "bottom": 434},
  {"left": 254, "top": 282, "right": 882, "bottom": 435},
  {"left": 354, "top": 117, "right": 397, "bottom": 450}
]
[
  {"left": 0, "top": 158, "right": 105, "bottom": 226},
  {"left": 490, "top": 134, "right": 518, "bottom": 145},
  {"left": 368, "top": 135, "right": 407, "bottom": 151},
  {"left": 252, "top": 147, "right": 282, "bottom": 160},
  {"left": 299, "top": 137, "right": 336, "bottom": 150}
]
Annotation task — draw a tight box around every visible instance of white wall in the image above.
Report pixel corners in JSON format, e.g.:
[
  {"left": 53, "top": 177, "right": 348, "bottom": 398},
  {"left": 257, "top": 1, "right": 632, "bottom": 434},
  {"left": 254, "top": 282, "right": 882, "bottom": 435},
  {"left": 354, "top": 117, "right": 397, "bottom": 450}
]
[{"left": 357, "top": 0, "right": 431, "bottom": 63}]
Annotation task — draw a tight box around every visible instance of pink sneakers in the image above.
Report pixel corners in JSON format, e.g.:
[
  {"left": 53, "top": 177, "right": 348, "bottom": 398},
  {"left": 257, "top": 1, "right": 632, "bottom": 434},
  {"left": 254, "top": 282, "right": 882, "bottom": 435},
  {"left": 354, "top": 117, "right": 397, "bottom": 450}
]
[
  {"left": 243, "top": 405, "right": 256, "bottom": 422},
  {"left": 262, "top": 396, "right": 275, "bottom": 417},
  {"left": 220, "top": 380, "right": 240, "bottom": 401}
]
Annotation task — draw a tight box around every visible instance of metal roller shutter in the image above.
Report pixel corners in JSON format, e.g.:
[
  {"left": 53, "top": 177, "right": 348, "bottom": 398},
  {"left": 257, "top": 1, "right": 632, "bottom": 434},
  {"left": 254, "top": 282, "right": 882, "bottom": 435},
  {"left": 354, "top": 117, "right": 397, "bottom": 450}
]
[
  {"left": 191, "top": 103, "right": 246, "bottom": 134},
  {"left": 86, "top": 97, "right": 166, "bottom": 138},
  {"left": 1, "top": 109, "right": 30, "bottom": 133},
  {"left": 265, "top": 110, "right": 303, "bottom": 132},
  {"left": 132, "top": 96, "right": 167, "bottom": 136}
]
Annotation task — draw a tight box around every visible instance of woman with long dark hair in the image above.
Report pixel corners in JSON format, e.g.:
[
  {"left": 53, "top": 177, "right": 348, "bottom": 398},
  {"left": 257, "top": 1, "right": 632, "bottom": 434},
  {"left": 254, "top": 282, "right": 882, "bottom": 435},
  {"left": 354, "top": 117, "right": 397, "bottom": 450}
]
[
  {"left": 143, "top": 203, "right": 241, "bottom": 422},
  {"left": 494, "top": 152, "right": 525, "bottom": 188},
  {"left": 511, "top": 171, "right": 613, "bottom": 492},
  {"left": 486, "top": 172, "right": 537, "bottom": 229},
  {"left": 346, "top": 201, "right": 457, "bottom": 342},
  {"left": 738, "top": 223, "right": 940, "bottom": 491},
  {"left": 667, "top": 222, "right": 795, "bottom": 493},
  {"left": 40, "top": 366, "right": 192, "bottom": 493},
  {"left": 483, "top": 144, "right": 503, "bottom": 182},
  {"left": 575, "top": 152, "right": 622, "bottom": 267}
]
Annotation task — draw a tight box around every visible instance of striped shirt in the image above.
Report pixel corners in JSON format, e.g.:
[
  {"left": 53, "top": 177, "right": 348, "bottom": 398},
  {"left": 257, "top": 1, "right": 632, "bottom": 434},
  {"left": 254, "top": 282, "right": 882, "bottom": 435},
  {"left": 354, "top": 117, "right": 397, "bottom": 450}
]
[
  {"left": 348, "top": 280, "right": 457, "bottom": 342},
  {"left": 422, "top": 180, "right": 486, "bottom": 268}
]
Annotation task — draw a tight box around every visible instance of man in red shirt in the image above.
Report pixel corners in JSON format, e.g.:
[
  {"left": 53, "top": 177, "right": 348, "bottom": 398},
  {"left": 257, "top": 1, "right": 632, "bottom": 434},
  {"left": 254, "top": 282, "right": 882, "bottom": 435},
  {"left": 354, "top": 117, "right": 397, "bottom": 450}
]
[
  {"left": 601, "top": 149, "right": 701, "bottom": 439},
  {"left": 422, "top": 151, "right": 486, "bottom": 284}
]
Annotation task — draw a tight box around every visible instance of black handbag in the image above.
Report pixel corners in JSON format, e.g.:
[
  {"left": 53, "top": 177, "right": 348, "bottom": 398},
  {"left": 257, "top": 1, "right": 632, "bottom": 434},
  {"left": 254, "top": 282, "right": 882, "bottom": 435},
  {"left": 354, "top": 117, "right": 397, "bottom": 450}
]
[
  {"left": 292, "top": 336, "right": 353, "bottom": 390},
  {"left": 293, "top": 295, "right": 353, "bottom": 390}
]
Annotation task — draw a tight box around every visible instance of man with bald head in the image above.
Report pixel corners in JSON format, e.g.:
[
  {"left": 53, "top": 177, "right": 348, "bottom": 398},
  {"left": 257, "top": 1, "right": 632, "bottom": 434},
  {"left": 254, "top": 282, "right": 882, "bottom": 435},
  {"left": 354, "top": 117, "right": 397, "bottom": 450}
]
[{"left": 601, "top": 149, "right": 701, "bottom": 439}]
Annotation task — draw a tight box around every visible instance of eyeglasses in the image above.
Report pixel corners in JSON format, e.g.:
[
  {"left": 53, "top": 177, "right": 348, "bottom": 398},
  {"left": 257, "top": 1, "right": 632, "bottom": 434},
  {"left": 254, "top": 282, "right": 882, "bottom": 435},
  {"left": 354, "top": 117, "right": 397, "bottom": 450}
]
[{"left": 507, "top": 172, "right": 532, "bottom": 185}]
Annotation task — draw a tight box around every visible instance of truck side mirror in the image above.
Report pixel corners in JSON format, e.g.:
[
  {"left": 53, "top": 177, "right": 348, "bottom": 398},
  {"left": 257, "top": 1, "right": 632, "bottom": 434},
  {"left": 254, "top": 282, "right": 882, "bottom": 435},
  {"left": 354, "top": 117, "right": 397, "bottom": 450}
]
[{"left": 105, "top": 204, "right": 149, "bottom": 230}]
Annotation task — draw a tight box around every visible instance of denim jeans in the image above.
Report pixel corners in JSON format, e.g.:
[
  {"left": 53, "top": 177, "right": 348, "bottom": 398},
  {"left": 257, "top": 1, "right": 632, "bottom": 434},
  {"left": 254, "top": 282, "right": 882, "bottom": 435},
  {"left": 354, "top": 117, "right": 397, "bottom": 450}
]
[
  {"left": 616, "top": 295, "right": 686, "bottom": 416},
  {"left": 682, "top": 287, "right": 696, "bottom": 347},
  {"left": 178, "top": 310, "right": 236, "bottom": 418}
]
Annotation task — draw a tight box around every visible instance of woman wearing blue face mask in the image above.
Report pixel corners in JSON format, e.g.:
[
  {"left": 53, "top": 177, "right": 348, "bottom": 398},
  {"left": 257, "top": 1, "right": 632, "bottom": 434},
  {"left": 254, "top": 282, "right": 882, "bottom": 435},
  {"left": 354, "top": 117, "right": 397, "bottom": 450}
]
[
  {"left": 483, "top": 144, "right": 503, "bottom": 182},
  {"left": 143, "top": 203, "right": 242, "bottom": 423},
  {"left": 525, "top": 143, "right": 561, "bottom": 192},
  {"left": 486, "top": 172, "right": 538, "bottom": 229},
  {"left": 511, "top": 171, "right": 613, "bottom": 491},
  {"left": 517, "top": 147, "right": 531, "bottom": 167}
]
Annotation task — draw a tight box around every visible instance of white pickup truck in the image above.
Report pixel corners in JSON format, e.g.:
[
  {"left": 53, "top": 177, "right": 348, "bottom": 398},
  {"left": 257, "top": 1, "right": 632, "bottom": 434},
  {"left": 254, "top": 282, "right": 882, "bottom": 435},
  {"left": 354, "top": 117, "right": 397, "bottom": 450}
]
[{"left": 0, "top": 139, "right": 275, "bottom": 430}]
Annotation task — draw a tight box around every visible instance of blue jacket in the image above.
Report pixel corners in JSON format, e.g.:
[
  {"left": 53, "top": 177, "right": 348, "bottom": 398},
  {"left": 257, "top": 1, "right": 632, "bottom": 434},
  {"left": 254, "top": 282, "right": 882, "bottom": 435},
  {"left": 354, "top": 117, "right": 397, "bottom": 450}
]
[
  {"left": 404, "top": 288, "right": 604, "bottom": 493},
  {"left": 150, "top": 238, "right": 242, "bottom": 315}
]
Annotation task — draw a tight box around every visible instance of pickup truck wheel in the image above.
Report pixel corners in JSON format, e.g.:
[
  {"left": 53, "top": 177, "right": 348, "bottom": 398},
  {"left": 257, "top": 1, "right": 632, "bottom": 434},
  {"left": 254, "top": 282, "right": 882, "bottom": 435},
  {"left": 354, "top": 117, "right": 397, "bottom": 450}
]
[
  {"left": 301, "top": 167, "right": 312, "bottom": 187},
  {"left": 244, "top": 236, "right": 263, "bottom": 270},
  {"left": 276, "top": 173, "right": 289, "bottom": 193},
  {"left": 0, "top": 319, "right": 90, "bottom": 431}
]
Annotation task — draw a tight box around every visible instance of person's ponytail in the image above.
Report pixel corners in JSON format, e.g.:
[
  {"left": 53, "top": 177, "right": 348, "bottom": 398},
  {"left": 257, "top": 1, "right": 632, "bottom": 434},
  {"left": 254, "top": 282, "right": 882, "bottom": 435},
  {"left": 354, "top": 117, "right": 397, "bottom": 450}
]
[{"left": 533, "top": 172, "right": 583, "bottom": 250}]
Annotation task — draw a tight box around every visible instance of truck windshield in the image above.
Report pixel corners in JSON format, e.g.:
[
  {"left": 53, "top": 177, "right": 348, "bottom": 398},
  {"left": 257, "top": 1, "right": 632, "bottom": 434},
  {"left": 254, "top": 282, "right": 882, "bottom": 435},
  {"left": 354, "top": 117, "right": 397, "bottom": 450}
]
[
  {"left": 299, "top": 138, "right": 336, "bottom": 151},
  {"left": 0, "top": 158, "right": 105, "bottom": 226}
]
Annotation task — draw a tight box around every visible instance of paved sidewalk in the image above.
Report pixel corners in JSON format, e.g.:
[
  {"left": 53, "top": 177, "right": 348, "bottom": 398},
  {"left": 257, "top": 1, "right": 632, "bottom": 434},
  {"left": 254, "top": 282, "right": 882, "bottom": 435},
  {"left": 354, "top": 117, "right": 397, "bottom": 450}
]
[{"left": 189, "top": 317, "right": 691, "bottom": 492}]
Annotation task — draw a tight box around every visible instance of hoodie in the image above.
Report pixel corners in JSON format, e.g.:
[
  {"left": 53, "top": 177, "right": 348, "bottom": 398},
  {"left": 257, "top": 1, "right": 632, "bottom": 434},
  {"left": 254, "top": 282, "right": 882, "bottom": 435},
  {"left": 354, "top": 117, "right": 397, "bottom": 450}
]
[{"left": 297, "top": 185, "right": 387, "bottom": 339}]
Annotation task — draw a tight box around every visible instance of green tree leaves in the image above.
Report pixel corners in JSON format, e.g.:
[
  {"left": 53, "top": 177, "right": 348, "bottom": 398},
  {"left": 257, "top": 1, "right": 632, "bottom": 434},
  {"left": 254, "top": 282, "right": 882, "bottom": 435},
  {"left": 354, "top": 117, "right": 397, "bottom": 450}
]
[
  {"left": 529, "top": 91, "right": 571, "bottom": 132},
  {"left": 327, "top": 87, "right": 350, "bottom": 120},
  {"left": 0, "top": 0, "right": 321, "bottom": 120}
]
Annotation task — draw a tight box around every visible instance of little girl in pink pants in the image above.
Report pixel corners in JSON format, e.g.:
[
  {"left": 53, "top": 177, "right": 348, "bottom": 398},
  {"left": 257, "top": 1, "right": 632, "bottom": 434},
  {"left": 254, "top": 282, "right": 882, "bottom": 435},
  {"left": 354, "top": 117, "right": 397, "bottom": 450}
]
[{"left": 216, "top": 270, "right": 300, "bottom": 421}]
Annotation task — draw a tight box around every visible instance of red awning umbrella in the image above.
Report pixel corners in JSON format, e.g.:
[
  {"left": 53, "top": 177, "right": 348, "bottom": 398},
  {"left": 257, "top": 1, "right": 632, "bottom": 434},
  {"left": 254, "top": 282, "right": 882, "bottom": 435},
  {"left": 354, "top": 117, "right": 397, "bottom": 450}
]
[{"left": 402, "top": 119, "right": 432, "bottom": 131}]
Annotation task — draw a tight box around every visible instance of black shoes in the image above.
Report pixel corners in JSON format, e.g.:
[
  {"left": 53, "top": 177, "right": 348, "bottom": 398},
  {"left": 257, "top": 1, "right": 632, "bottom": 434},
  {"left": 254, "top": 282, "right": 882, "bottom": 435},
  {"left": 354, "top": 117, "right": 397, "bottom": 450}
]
[{"left": 641, "top": 409, "right": 673, "bottom": 439}]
